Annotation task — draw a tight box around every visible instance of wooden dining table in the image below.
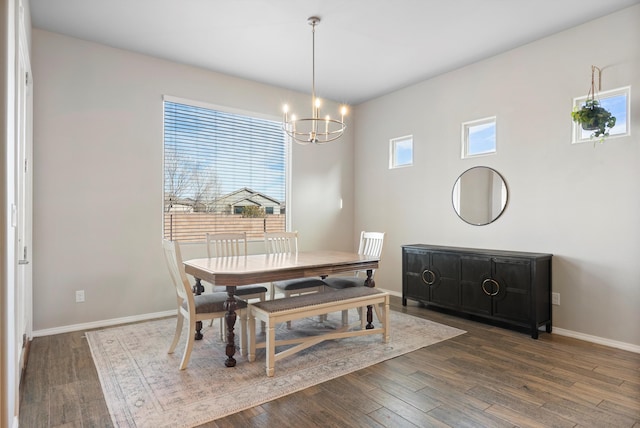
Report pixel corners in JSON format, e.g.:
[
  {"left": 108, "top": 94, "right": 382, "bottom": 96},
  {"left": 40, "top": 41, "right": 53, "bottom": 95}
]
[{"left": 183, "top": 250, "right": 379, "bottom": 368}]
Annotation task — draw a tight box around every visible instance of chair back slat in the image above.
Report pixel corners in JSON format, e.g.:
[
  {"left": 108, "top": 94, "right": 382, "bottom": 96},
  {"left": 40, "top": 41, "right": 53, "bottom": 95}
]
[
  {"left": 264, "top": 231, "right": 298, "bottom": 255},
  {"left": 206, "top": 232, "right": 247, "bottom": 257},
  {"left": 358, "top": 231, "right": 385, "bottom": 258}
]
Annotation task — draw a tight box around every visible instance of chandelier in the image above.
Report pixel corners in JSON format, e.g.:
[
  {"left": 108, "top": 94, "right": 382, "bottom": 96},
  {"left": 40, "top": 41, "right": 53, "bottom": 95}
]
[{"left": 282, "top": 17, "right": 347, "bottom": 144}]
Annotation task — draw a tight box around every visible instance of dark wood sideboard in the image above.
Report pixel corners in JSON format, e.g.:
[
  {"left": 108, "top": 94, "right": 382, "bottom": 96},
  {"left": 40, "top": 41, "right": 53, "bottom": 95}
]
[{"left": 402, "top": 244, "right": 552, "bottom": 338}]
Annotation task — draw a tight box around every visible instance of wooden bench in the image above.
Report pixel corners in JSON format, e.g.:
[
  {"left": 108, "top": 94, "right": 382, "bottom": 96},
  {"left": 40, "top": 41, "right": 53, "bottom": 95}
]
[{"left": 247, "top": 286, "right": 390, "bottom": 376}]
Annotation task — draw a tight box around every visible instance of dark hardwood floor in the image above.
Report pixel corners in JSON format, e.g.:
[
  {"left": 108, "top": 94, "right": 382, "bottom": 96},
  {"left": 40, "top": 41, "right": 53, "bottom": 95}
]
[{"left": 20, "top": 297, "right": 640, "bottom": 427}]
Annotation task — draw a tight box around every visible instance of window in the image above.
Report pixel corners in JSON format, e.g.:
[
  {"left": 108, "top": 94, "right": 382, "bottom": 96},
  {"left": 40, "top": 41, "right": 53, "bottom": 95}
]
[
  {"left": 389, "top": 135, "right": 413, "bottom": 168},
  {"left": 163, "top": 96, "right": 288, "bottom": 242},
  {"left": 572, "top": 86, "right": 630, "bottom": 144},
  {"left": 462, "top": 116, "right": 496, "bottom": 158}
]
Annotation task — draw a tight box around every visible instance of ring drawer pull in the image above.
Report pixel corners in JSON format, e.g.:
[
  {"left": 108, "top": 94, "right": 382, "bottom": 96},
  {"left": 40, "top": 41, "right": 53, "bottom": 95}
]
[
  {"left": 422, "top": 269, "right": 436, "bottom": 285},
  {"left": 482, "top": 278, "right": 500, "bottom": 296}
]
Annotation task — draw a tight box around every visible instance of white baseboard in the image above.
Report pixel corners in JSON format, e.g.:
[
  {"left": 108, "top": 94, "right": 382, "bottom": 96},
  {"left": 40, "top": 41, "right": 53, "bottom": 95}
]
[
  {"left": 32, "top": 297, "right": 640, "bottom": 354},
  {"left": 32, "top": 310, "right": 175, "bottom": 337},
  {"left": 552, "top": 327, "right": 640, "bottom": 354},
  {"left": 390, "top": 290, "right": 639, "bottom": 354},
  {"left": 383, "top": 289, "right": 402, "bottom": 298}
]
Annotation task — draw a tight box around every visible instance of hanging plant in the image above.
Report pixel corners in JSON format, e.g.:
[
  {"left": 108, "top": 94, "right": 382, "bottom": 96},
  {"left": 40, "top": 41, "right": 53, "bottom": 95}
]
[
  {"left": 571, "top": 66, "right": 616, "bottom": 140},
  {"left": 571, "top": 99, "right": 616, "bottom": 137}
]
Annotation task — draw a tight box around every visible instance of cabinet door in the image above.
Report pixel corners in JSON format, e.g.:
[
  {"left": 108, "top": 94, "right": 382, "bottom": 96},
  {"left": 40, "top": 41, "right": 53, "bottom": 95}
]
[
  {"left": 403, "top": 250, "right": 430, "bottom": 301},
  {"left": 491, "top": 258, "right": 531, "bottom": 323},
  {"left": 460, "top": 256, "right": 492, "bottom": 316},
  {"left": 428, "top": 252, "right": 460, "bottom": 307}
]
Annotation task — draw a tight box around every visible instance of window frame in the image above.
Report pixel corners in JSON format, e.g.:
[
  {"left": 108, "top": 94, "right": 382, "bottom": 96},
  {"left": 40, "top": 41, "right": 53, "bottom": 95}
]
[
  {"left": 572, "top": 86, "right": 631, "bottom": 144},
  {"left": 389, "top": 135, "right": 414, "bottom": 169},
  {"left": 162, "top": 95, "right": 291, "bottom": 242},
  {"left": 461, "top": 116, "right": 497, "bottom": 159}
]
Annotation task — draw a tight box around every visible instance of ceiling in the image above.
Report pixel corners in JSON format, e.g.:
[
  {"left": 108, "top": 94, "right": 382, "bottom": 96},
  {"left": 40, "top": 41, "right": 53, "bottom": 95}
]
[{"left": 29, "top": 0, "right": 640, "bottom": 105}]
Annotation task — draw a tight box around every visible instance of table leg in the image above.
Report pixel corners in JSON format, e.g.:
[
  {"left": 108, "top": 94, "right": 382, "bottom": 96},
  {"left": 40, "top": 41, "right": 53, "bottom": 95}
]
[
  {"left": 223, "top": 286, "right": 238, "bottom": 367},
  {"left": 364, "top": 269, "right": 375, "bottom": 288},
  {"left": 193, "top": 278, "right": 204, "bottom": 340},
  {"left": 194, "top": 321, "right": 203, "bottom": 340},
  {"left": 192, "top": 278, "right": 205, "bottom": 295},
  {"left": 365, "top": 269, "right": 375, "bottom": 329}
]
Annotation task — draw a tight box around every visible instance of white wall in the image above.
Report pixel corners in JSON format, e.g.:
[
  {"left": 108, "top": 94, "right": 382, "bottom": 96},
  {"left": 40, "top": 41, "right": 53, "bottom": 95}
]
[
  {"left": 354, "top": 6, "right": 640, "bottom": 347},
  {"left": 31, "top": 30, "right": 355, "bottom": 331},
  {"left": 31, "top": 6, "right": 640, "bottom": 348}
]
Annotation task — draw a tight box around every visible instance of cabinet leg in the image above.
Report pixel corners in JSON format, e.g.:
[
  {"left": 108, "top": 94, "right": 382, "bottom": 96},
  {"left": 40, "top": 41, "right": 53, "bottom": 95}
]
[
  {"left": 402, "top": 297, "right": 407, "bottom": 306},
  {"left": 546, "top": 323, "right": 552, "bottom": 333}
]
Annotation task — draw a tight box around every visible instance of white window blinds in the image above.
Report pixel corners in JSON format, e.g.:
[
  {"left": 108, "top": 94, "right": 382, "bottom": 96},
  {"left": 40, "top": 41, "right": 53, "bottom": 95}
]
[{"left": 163, "top": 99, "right": 287, "bottom": 242}]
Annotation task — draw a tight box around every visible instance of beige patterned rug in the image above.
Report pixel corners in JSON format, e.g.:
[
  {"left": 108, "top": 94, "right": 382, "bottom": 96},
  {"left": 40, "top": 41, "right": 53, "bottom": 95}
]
[{"left": 86, "top": 310, "right": 465, "bottom": 427}]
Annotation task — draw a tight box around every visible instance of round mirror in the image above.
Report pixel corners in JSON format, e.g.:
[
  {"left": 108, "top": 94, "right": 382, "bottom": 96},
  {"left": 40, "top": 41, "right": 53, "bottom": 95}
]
[{"left": 452, "top": 166, "right": 508, "bottom": 226}]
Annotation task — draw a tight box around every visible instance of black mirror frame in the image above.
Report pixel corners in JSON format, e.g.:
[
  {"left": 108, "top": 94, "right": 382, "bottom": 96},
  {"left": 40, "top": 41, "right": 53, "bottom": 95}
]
[{"left": 452, "top": 166, "right": 508, "bottom": 226}]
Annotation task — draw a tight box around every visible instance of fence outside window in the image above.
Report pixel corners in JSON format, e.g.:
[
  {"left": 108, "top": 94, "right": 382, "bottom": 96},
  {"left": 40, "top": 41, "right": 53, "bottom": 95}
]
[{"left": 163, "top": 213, "right": 285, "bottom": 243}]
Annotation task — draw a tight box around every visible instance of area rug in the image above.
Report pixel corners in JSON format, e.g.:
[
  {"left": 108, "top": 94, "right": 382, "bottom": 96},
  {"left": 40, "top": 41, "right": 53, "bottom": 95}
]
[{"left": 86, "top": 310, "right": 465, "bottom": 427}]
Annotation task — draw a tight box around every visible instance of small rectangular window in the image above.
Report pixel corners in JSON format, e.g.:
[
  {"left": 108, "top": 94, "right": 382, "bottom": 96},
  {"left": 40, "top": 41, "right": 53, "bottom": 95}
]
[
  {"left": 572, "top": 86, "right": 630, "bottom": 144},
  {"left": 462, "top": 117, "right": 496, "bottom": 158},
  {"left": 389, "top": 135, "right": 413, "bottom": 169}
]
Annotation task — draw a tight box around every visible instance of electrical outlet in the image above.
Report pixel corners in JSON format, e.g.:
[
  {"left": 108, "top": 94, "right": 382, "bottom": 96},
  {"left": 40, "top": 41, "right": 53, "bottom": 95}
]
[
  {"left": 75, "top": 290, "right": 85, "bottom": 303},
  {"left": 552, "top": 292, "right": 560, "bottom": 306}
]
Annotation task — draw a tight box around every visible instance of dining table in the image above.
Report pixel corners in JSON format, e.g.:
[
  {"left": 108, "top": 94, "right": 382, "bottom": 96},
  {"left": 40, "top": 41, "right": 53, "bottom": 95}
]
[{"left": 183, "top": 250, "right": 379, "bottom": 368}]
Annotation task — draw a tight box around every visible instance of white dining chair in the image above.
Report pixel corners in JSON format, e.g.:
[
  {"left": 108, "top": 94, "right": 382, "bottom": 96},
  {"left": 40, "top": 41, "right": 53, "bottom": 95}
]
[
  {"left": 205, "top": 232, "right": 268, "bottom": 301},
  {"left": 265, "top": 231, "right": 326, "bottom": 300},
  {"left": 205, "top": 232, "right": 269, "bottom": 336},
  {"left": 323, "top": 231, "right": 385, "bottom": 289},
  {"left": 323, "top": 231, "right": 386, "bottom": 325},
  {"left": 264, "top": 231, "right": 327, "bottom": 328},
  {"left": 162, "top": 239, "right": 247, "bottom": 370}
]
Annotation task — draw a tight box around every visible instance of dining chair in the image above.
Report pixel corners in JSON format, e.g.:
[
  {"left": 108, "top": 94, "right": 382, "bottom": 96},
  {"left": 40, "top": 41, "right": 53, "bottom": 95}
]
[
  {"left": 323, "top": 231, "right": 385, "bottom": 325},
  {"left": 206, "top": 232, "right": 268, "bottom": 336},
  {"left": 205, "top": 232, "right": 269, "bottom": 302},
  {"left": 162, "top": 239, "right": 247, "bottom": 370},
  {"left": 264, "top": 231, "right": 327, "bottom": 328},
  {"left": 323, "top": 231, "right": 385, "bottom": 289},
  {"left": 265, "top": 231, "right": 326, "bottom": 300}
]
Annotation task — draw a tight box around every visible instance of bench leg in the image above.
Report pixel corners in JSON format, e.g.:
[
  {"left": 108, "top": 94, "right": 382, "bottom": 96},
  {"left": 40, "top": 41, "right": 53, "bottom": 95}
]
[
  {"left": 247, "top": 310, "right": 255, "bottom": 361},
  {"left": 266, "top": 323, "right": 275, "bottom": 377},
  {"left": 382, "top": 298, "right": 390, "bottom": 343}
]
